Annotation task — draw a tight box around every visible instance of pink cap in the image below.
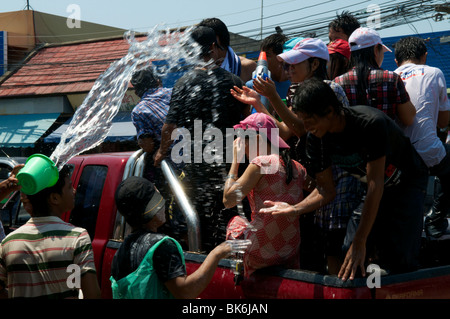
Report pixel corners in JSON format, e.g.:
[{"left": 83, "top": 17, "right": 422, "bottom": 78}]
[
  {"left": 233, "top": 113, "right": 290, "bottom": 149},
  {"left": 277, "top": 38, "right": 329, "bottom": 64},
  {"left": 328, "top": 39, "right": 351, "bottom": 60},
  {"left": 348, "top": 27, "right": 392, "bottom": 53}
]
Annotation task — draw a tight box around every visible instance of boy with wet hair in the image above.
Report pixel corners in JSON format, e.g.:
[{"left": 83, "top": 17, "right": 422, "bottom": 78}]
[
  {"left": 394, "top": 36, "right": 450, "bottom": 238},
  {"left": 261, "top": 78, "right": 428, "bottom": 280},
  {"left": 0, "top": 165, "right": 100, "bottom": 299},
  {"left": 199, "top": 17, "right": 256, "bottom": 82},
  {"left": 328, "top": 11, "right": 361, "bottom": 42},
  {"left": 154, "top": 25, "right": 250, "bottom": 252}
]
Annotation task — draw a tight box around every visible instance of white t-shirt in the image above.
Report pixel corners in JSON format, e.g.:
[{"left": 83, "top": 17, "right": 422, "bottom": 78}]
[{"left": 395, "top": 63, "right": 450, "bottom": 167}]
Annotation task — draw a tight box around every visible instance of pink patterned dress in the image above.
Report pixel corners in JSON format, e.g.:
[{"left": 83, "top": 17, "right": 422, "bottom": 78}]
[{"left": 227, "top": 154, "right": 307, "bottom": 276}]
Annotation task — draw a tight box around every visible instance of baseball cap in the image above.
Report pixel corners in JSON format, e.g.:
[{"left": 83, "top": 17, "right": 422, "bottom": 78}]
[
  {"left": 277, "top": 38, "right": 329, "bottom": 64},
  {"left": 327, "top": 39, "right": 351, "bottom": 60},
  {"left": 348, "top": 27, "right": 392, "bottom": 53},
  {"left": 282, "top": 37, "right": 304, "bottom": 53},
  {"left": 233, "top": 113, "right": 290, "bottom": 149},
  {"left": 115, "top": 176, "right": 166, "bottom": 226}
]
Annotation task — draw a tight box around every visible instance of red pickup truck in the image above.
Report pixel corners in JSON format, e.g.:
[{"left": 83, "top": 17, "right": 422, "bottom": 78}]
[{"left": 7, "top": 150, "right": 450, "bottom": 299}]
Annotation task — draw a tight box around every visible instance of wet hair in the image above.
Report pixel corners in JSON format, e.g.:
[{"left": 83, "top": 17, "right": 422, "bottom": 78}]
[
  {"left": 393, "top": 37, "right": 427, "bottom": 65},
  {"left": 131, "top": 68, "right": 161, "bottom": 98},
  {"left": 199, "top": 18, "right": 230, "bottom": 48},
  {"left": 190, "top": 25, "right": 218, "bottom": 58},
  {"left": 261, "top": 33, "right": 288, "bottom": 55},
  {"left": 328, "top": 11, "right": 360, "bottom": 37},
  {"left": 348, "top": 44, "right": 383, "bottom": 105},
  {"left": 27, "top": 165, "right": 72, "bottom": 217},
  {"left": 292, "top": 77, "right": 342, "bottom": 117},
  {"left": 280, "top": 149, "right": 293, "bottom": 185}
]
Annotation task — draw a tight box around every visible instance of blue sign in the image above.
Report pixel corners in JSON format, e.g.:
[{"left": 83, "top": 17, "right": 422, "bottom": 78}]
[{"left": 0, "top": 31, "right": 7, "bottom": 76}]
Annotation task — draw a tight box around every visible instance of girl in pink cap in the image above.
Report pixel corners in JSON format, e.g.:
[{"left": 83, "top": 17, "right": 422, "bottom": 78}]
[{"left": 223, "top": 112, "right": 314, "bottom": 276}]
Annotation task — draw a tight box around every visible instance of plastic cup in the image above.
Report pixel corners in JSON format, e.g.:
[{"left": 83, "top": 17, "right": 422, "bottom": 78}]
[{"left": 17, "top": 154, "right": 59, "bottom": 195}]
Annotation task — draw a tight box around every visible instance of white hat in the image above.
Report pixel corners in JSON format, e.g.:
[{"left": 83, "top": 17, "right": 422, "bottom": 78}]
[
  {"left": 277, "top": 38, "right": 329, "bottom": 64},
  {"left": 348, "top": 27, "right": 392, "bottom": 53}
]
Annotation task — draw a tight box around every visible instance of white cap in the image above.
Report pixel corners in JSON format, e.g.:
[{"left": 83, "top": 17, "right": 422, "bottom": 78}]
[
  {"left": 277, "top": 38, "right": 329, "bottom": 64},
  {"left": 348, "top": 27, "right": 392, "bottom": 53}
]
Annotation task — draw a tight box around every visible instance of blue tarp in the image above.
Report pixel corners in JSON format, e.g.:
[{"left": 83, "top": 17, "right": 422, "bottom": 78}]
[
  {"left": 44, "top": 111, "right": 136, "bottom": 144},
  {"left": 0, "top": 113, "right": 60, "bottom": 148}
]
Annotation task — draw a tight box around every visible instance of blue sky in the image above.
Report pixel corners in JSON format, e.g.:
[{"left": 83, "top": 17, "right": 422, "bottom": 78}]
[{"left": 2, "top": 0, "right": 449, "bottom": 40}]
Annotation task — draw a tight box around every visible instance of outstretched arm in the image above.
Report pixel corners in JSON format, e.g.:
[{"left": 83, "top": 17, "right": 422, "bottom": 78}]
[
  {"left": 253, "top": 77, "right": 306, "bottom": 137},
  {"left": 338, "top": 156, "right": 385, "bottom": 281},
  {"left": 164, "top": 242, "right": 232, "bottom": 299},
  {"left": 260, "top": 166, "right": 336, "bottom": 217},
  {"left": 230, "top": 85, "right": 295, "bottom": 141}
]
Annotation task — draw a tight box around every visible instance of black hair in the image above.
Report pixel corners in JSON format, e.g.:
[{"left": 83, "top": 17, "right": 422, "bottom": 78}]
[
  {"left": 131, "top": 68, "right": 161, "bottom": 98},
  {"left": 393, "top": 36, "right": 427, "bottom": 65},
  {"left": 280, "top": 149, "right": 293, "bottom": 185},
  {"left": 261, "top": 33, "right": 288, "bottom": 55},
  {"left": 307, "top": 57, "right": 329, "bottom": 80},
  {"left": 191, "top": 25, "right": 217, "bottom": 58},
  {"left": 27, "top": 165, "right": 72, "bottom": 217},
  {"left": 292, "top": 77, "right": 342, "bottom": 117},
  {"left": 348, "top": 44, "right": 383, "bottom": 105},
  {"left": 198, "top": 18, "right": 230, "bottom": 48},
  {"left": 328, "top": 11, "right": 360, "bottom": 37},
  {"left": 328, "top": 52, "right": 350, "bottom": 79}
]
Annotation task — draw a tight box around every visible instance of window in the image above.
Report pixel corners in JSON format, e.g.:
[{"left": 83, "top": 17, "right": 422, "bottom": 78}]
[{"left": 70, "top": 165, "right": 108, "bottom": 240}]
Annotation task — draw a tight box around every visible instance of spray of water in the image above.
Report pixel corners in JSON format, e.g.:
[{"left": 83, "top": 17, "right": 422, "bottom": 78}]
[{"left": 50, "top": 25, "right": 203, "bottom": 169}]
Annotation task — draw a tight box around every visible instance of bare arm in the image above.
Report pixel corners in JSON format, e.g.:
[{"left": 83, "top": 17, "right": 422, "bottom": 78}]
[
  {"left": 164, "top": 242, "right": 231, "bottom": 299},
  {"left": 0, "top": 164, "right": 24, "bottom": 202},
  {"left": 230, "top": 86, "right": 295, "bottom": 141},
  {"left": 239, "top": 57, "right": 257, "bottom": 83},
  {"left": 154, "top": 123, "right": 177, "bottom": 167},
  {"left": 437, "top": 110, "right": 449, "bottom": 129},
  {"left": 397, "top": 100, "right": 416, "bottom": 127},
  {"left": 253, "top": 77, "right": 306, "bottom": 137},
  {"left": 259, "top": 166, "right": 336, "bottom": 217},
  {"left": 80, "top": 272, "right": 101, "bottom": 299},
  {"left": 223, "top": 137, "right": 262, "bottom": 208},
  {"left": 338, "top": 156, "right": 385, "bottom": 281}
]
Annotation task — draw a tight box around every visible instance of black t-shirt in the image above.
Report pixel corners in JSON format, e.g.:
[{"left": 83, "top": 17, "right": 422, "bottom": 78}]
[
  {"left": 165, "top": 67, "right": 247, "bottom": 134},
  {"left": 111, "top": 229, "right": 186, "bottom": 283},
  {"left": 306, "top": 105, "right": 426, "bottom": 187}
]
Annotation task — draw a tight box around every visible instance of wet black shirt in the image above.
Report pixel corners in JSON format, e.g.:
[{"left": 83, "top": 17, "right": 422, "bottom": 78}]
[
  {"left": 111, "top": 229, "right": 186, "bottom": 283},
  {"left": 306, "top": 105, "right": 427, "bottom": 188}
]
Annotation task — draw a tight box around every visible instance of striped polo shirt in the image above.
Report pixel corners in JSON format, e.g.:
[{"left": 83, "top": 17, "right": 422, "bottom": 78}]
[{"left": 0, "top": 216, "right": 96, "bottom": 299}]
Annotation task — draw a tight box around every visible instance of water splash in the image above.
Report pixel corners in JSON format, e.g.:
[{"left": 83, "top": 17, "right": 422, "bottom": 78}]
[{"left": 50, "top": 25, "right": 204, "bottom": 169}]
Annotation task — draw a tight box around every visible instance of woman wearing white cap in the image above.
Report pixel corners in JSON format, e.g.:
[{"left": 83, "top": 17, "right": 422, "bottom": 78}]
[
  {"left": 334, "top": 27, "right": 416, "bottom": 127},
  {"left": 231, "top": 38, "right": 348, "bottom": 140},
  {"left": 231, "top": 38, "right": 364, "bottom": 275}
]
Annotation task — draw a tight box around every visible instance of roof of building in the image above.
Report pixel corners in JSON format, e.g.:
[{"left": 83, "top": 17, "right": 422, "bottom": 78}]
[
  {"left": 382, "top": 30, "right": 450, "bottom": 85},
  {"left": 0, "top": 35, "right": 144, "bottom": 97}
]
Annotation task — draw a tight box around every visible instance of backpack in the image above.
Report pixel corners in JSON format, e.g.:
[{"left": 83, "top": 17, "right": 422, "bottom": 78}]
[{"left": 110, "top": 236, "right": 185, "bottom": 299}]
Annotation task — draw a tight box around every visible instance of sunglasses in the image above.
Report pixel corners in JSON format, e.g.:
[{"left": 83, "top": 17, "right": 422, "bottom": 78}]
[{"left": 283, "top": 63, "right": 294, "bottom": 71}]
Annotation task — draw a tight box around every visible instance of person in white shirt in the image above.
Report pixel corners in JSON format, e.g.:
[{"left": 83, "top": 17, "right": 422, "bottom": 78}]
[{"left": 394, "top": 36, "right": 450, "bottom": 238}]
